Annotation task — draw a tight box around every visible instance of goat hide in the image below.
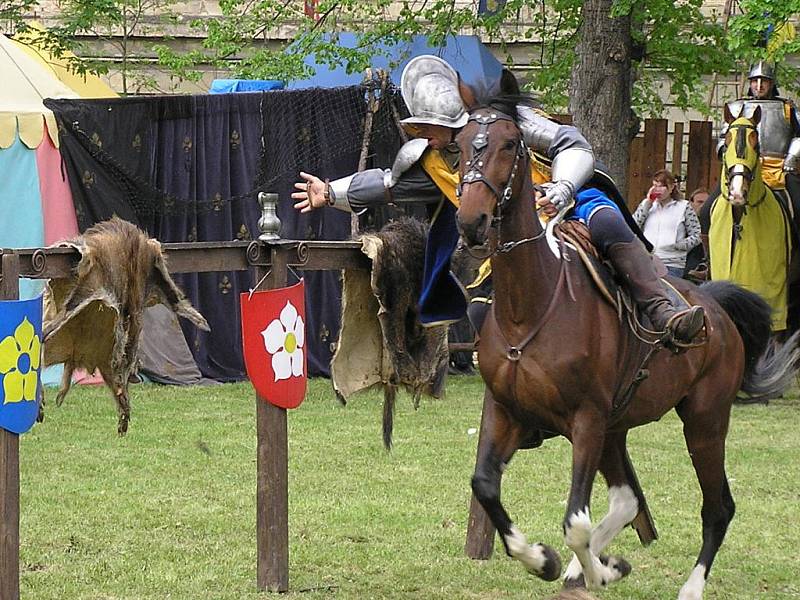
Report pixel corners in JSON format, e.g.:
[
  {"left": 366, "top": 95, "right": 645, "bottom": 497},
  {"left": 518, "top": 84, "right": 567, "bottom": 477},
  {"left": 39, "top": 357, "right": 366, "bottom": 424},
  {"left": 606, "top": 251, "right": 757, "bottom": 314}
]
[{"left": 43, "top": 217, "right": 210, "bottom": 434}]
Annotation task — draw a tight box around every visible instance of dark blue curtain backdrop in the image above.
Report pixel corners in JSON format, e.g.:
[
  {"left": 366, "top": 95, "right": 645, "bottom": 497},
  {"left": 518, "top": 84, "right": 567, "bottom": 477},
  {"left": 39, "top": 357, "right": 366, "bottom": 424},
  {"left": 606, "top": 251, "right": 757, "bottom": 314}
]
[{"left": 45, "top": 88, "right": 383, "bottom": 379}]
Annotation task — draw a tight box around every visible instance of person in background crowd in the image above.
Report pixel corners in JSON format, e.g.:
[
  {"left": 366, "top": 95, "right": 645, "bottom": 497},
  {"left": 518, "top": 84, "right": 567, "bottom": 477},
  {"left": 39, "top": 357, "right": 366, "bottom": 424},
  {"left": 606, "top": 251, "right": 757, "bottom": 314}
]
[
  {"left": 632, "top": 170, "right": 702, "bottom": 278},
  {"left": 684, "top": 187, "right": 710, "bottom": 279}
]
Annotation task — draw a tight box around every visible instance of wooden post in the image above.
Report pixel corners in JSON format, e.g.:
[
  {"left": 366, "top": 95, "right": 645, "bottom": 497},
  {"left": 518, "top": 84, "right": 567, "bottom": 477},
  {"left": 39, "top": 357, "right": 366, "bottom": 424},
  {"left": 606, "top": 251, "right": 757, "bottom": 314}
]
[
  {"left": 464, "top": 388, "right": 497, "bottom": 559},
  {"left": 672, "top": 122, "right": 684, "bottom": 179},
  {"left": 255, "top": 246, "right": 289, "bottom": 592},
  {"left": 627, "top": 136, "right": 645, "bottom": 212},
  {"left": 686, "top": 121, "right": 714, "bottom": 198},
  {"left": 0, "top": 253, "right": 20, "bottom": 600}
]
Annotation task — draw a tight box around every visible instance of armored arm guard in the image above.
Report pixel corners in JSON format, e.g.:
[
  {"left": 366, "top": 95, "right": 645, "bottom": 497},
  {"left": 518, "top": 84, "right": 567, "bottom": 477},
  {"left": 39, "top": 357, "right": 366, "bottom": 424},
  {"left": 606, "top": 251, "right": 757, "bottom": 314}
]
[
  {"left": 785, "top": 138, "right": 800, "bottom": 173},
  {"left": 517, "top": 105, "right": 595, "bottom": 213},
  {"left": 784, "top": 101, "right": 800, "bottom": 173}
]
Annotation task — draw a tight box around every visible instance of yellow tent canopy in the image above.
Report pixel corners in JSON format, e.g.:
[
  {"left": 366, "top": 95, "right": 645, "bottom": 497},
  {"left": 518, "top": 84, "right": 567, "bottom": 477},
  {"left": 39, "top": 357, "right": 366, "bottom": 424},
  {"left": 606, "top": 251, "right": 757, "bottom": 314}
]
[
  {"left": 11, "top": 22, "right": 117, "bottom": 99},
  {"left": 0, "top": 25, "right": 117, "bottom": 150}
]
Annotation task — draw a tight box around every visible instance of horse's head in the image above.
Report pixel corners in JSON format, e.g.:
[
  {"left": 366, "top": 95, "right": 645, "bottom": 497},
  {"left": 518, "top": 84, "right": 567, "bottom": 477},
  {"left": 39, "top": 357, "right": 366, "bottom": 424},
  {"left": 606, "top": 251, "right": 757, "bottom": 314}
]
[
  {"left": 455, "top": 71, "right": 529, "bottom": 251},
  {"left": 722, "top": 104, "right": 762, "bottom": 207}
]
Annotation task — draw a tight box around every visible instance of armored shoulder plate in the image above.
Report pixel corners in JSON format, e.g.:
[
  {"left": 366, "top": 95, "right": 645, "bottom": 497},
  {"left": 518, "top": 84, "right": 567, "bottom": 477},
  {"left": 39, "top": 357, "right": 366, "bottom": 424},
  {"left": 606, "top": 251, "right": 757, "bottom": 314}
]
[
  {"left": 386, "top": 138, "right": 430, "bottom": 187},
  {"left": 517, "top": 105, "right": 560, "bottom": 154}
]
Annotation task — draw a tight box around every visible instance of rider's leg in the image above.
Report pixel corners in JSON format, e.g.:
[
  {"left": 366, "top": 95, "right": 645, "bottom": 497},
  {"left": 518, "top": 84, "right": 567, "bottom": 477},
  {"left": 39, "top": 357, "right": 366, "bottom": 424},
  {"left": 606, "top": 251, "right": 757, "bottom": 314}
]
[{"left": 588, "top": 207, "right": 705, "bottom": 343}]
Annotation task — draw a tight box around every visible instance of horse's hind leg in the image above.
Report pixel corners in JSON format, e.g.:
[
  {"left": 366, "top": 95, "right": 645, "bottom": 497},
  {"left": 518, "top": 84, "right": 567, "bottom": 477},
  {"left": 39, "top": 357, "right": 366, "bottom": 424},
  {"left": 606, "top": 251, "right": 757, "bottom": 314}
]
[
  {"left": 471, "top": 401, "right": 561, "bottom": 581},
  {"left": 675, "top": 392, "right": 736, "bottom": 600},
  {"left": 564, "top": 431, "right": 638, "bottom": 587}
]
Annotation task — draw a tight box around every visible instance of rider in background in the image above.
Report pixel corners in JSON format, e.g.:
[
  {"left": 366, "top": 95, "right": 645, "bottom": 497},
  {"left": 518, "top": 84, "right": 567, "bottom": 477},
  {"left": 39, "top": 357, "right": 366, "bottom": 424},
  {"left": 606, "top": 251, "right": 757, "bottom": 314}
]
[
  {"left": 292, "top": 55, "right": 704, "bottom": 344},
  {"left": 717, "top": 61, "right": 800, "bottom": 228}
]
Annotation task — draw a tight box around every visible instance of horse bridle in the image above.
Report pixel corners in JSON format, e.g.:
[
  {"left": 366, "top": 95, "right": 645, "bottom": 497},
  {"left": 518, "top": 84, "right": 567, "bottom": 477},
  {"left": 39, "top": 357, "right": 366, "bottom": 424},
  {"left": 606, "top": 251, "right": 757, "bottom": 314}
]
[
  {"left": 456, "top": 109, "right": 546, "bottom": 255},
  {"left": 456, "top": 110, "right": 526, "bottom": 226},
  {"left": 723, "top": 122, "right": 760, "bottom": 205}
]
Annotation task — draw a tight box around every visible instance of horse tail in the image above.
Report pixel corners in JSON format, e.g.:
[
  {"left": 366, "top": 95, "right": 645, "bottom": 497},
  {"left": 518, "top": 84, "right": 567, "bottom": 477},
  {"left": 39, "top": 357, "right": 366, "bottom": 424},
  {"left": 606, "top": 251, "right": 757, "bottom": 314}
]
[{"left": 700, "top": 280, "right": 800, "bottom": 400}]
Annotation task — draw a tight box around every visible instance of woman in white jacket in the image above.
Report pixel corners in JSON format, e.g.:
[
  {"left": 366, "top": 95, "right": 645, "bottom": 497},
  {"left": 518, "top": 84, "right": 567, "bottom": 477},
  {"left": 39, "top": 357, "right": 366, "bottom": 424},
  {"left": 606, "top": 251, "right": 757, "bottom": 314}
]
[{"left": 633, "top": 170, "right": 701, "bottom": 278}]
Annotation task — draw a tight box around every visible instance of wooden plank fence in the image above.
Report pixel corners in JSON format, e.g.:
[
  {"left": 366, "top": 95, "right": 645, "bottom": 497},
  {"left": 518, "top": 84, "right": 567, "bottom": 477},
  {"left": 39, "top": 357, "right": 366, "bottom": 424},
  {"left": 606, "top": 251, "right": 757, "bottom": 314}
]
[
  {"left": 629, "top": 118, "right": 720, "bottom": 209},
  {"left": 554, "top": 116, "right": 721, "bottom": 210}
]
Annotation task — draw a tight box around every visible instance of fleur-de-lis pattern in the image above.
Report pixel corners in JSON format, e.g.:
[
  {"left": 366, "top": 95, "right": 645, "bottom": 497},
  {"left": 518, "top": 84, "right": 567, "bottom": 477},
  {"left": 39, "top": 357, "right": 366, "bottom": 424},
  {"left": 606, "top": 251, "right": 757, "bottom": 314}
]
[
  {"left": 219, "top": 275, "right": 232, "bottom": 295},
  {"left": 230, "top": 130, "right": 240, "bottom": 150},
  {"left": 212, "top": 193, "right": 224, "bottom": 212},
  {"left": 132, "top": 134, "right": 142, "bottom": 151},
  {"left": 187, "top": 226, "right": 197, "bottom": 243},
  {"left": 82, "top": 171, "right": 95, "bottom": 188},
  {"left": 91, "top": 132, "right": 103, "bottom": 149},
  {"left": 236, "top": 224, "right": 251, "bottom": 240}
]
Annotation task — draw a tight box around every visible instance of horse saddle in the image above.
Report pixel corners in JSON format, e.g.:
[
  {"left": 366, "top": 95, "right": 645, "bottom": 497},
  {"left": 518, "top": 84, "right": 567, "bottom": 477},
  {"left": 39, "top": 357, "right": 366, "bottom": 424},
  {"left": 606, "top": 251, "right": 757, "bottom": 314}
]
[{"left": 554, "top": 220, "right": 693, "bottom": 323}]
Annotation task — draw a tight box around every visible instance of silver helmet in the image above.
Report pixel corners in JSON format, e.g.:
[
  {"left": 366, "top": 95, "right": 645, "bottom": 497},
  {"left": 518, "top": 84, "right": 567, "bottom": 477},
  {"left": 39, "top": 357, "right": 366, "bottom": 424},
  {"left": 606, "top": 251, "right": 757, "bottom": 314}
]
[
  {"left": 748, "top": 60, "right": 776, "bottom": 81},
  {"left": 400, "top": 55, "right": 469, "bottom": 129}
]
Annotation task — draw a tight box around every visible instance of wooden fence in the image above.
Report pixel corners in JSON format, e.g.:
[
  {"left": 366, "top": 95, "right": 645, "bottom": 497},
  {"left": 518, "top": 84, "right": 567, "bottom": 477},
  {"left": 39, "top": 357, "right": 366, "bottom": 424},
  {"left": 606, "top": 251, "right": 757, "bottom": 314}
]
[
  {"left": 554, "top": 115, "right": 721, "bottom": 208},
  {"left": 628, "top": 119, "right": 720, "bottom": 209}
]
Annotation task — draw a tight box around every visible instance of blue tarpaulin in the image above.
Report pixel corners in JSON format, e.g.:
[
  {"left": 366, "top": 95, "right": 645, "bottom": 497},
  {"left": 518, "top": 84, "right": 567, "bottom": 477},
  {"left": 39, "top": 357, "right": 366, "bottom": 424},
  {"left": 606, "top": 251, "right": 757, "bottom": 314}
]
[
  {"left": 210, "top": 79, "right": 285, "bottom": 94},
  {"left": 287, "top": 34, "right": 503, "bottom": 95}
]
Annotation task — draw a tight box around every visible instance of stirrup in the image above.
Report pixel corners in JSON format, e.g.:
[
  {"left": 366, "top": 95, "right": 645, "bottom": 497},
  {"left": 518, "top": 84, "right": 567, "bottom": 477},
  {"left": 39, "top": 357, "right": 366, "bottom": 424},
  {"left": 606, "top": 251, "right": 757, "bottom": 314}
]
[{"left": 665, "top": 306, "right": 705, "bottom": 343}]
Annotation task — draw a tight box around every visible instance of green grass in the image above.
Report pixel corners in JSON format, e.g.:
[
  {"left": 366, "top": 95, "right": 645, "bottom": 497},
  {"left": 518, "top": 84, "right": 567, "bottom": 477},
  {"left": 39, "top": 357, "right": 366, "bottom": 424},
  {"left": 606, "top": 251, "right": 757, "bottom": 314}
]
[{"left": 18, "top": 377, "right": 800, "bottom": 599}]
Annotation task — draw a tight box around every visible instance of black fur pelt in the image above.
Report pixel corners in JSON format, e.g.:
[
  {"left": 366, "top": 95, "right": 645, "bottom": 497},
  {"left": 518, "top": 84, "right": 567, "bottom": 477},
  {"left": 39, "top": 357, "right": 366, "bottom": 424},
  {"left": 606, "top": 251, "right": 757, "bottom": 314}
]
[
  {"left": 367, "top": 217, "right": 449, "bottom": 396},
  {"left": 364, "top": 218, "right": 449, "bottom": 431}
]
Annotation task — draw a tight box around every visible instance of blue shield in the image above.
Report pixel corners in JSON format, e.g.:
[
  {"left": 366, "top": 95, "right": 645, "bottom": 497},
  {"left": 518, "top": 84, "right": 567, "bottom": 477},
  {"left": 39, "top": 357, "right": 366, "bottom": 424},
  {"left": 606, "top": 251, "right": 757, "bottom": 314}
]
[{"left": 0, "top": 296, "right": 43, "bottom": 434}]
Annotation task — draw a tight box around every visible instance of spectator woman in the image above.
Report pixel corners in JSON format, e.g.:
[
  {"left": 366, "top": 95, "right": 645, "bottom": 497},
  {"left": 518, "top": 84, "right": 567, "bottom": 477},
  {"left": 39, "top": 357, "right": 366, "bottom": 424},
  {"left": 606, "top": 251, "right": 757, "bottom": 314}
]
[{"left": 632, "top": 170, "right": 701, "bottom": 278}]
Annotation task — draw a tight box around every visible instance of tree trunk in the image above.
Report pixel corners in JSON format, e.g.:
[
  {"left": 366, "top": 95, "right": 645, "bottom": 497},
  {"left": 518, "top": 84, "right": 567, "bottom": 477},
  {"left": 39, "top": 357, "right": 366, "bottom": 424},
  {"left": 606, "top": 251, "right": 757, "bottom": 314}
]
[{"left": 569, "top": 0, "right": 638, "bottom": 196}]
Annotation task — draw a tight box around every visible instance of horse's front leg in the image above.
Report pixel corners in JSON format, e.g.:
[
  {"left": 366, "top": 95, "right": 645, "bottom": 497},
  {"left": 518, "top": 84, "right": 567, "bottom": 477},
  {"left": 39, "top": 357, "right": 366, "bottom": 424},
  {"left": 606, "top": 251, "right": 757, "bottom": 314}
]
[
  {"left": 564, "top": 431, "right": 636, "bottom": 587},
  {"left": 563, "top": 409, "right": 625, "bottom": 589},
  {"left": 471, "top": 400, "right": 561, "bottom": 581}
]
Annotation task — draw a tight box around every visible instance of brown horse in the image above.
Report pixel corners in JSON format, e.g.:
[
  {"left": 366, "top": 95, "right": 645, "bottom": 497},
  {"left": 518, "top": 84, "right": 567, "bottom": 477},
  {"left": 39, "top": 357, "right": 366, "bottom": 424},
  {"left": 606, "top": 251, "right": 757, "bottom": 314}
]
[{"left": 454, "top": 92, "right": 799, "bottom": 597}]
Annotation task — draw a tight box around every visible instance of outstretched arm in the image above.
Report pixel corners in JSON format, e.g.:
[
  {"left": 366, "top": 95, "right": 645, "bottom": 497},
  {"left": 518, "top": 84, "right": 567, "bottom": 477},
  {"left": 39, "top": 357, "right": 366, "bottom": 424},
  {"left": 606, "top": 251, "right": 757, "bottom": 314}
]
[{"left": 291, "top": 141, "right": 442, "bottom": 214}]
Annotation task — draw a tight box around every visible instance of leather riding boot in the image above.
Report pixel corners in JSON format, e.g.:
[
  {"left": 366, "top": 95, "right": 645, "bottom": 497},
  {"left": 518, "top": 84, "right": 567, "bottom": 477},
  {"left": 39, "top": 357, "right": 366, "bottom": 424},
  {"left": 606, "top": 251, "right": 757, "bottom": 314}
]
[{"left": 606, "top": 239, "right": 705, "bottom": 343}]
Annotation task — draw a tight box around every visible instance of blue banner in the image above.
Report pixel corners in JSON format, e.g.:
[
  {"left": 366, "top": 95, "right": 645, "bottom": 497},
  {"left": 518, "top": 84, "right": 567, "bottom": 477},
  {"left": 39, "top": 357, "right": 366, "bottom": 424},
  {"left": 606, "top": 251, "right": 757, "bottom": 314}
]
[{"left": 0, "top": 296, "right": 43, "bottom": 434}]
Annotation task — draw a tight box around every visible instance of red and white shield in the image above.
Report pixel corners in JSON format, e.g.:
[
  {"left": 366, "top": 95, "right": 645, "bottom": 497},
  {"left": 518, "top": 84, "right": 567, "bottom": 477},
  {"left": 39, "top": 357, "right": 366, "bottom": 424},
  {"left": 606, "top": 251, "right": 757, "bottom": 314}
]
[{"left": 240, "top": 280, "right": 307, "bottom": 409}]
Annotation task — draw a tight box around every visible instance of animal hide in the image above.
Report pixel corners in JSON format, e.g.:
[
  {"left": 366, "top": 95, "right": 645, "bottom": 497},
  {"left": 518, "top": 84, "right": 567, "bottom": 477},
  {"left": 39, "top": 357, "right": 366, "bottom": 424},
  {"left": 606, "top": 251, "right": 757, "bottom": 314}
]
[
  {"left": 332, "top": 218, "right": 449, "bottom": 407},
  {"left": 42, "top": 217, "right": 210, "bottom": 434}
]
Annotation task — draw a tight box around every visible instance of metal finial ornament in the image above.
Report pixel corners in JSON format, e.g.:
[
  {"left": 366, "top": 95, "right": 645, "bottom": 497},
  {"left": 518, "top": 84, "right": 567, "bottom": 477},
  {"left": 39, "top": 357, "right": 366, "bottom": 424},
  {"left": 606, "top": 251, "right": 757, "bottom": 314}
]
[{"left": 257, "top": 192, "right": 281, "bottom": 241}]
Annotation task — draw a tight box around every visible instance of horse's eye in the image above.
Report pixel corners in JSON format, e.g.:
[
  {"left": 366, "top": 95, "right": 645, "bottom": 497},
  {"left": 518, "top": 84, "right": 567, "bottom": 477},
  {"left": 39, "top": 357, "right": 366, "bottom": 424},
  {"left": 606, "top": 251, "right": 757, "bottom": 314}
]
[{"left": 502, "top": 140, "right": 516, "bottom": 152}]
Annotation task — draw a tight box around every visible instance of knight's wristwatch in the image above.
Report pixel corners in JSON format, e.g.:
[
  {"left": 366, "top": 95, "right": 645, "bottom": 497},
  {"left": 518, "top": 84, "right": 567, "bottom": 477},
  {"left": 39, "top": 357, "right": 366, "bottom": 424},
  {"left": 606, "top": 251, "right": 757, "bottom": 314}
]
[{"left": 324, "top": 179, "right": 334, "bottom": 206}]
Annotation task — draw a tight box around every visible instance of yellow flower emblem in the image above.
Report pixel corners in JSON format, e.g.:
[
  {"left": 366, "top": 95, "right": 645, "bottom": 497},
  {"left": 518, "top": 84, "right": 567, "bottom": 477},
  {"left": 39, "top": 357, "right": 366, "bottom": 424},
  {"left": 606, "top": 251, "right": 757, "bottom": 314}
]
[{"left": 0, "top": 317, "right": 41, "bottom": 403}]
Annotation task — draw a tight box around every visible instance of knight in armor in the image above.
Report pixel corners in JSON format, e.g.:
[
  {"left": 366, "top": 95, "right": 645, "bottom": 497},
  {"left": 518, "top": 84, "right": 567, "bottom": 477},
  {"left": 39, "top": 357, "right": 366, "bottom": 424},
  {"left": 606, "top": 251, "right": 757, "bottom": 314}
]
[
  {"left": 718, "top": 60, "right": 800, "bottom": 222},
  {"left": 292, "top": 55, "right": 704, "bottom": 344}
]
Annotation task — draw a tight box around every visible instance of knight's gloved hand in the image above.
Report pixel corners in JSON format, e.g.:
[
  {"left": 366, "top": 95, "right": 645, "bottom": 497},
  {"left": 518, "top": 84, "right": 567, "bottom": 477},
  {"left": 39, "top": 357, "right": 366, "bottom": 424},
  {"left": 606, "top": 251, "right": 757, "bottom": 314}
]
[
  {"left": 541, "top": 180, "right": 575, "bottom": 213},
  {"left": 783, "top": 154, "right": 799, "bottom": 173}
]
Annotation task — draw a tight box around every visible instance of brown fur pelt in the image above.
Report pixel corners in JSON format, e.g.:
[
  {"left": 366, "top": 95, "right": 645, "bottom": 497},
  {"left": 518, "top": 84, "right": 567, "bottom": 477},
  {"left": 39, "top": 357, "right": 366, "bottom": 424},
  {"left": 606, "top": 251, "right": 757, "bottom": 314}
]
[{"left": 42, "top": 217, "right": 210, "bottom": 434}]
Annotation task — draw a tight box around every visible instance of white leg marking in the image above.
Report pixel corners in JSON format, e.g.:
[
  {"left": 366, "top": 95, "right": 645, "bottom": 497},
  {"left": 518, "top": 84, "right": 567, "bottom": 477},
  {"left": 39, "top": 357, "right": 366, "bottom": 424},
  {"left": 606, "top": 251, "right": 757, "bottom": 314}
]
[
  {"left": 564, "top": 485, "right": 638, "bottom": 582},
  {"left": 504, "top": 525, "right": 549, "bottom": 576},
  {"left": 564, "top": 509, "right": 624, "bottom": 589},
  {"left": 678, "top": 564, "right": 707, "bottom": 600}
]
